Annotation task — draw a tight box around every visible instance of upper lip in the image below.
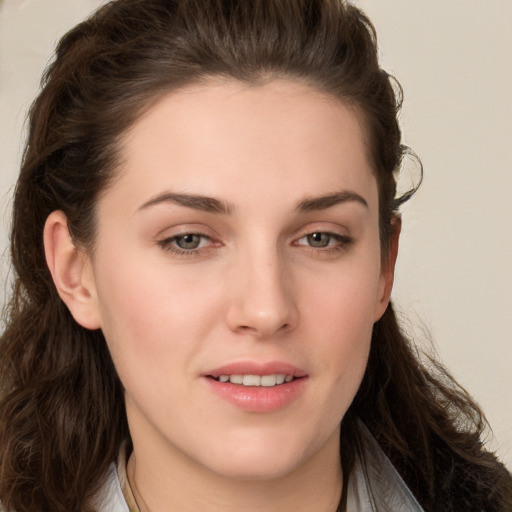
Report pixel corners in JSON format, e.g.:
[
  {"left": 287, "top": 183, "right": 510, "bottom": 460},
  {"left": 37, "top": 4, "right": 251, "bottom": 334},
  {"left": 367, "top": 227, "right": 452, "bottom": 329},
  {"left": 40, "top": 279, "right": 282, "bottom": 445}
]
[{"left": 204, "top": 361, "right": 308, "bottom": 379}]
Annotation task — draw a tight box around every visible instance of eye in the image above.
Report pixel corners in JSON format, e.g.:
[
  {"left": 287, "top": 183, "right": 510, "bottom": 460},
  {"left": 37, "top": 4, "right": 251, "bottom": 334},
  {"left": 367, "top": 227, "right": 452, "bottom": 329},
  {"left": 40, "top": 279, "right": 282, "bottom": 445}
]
[
  {"left": 296, "top": 232, "right": 352, "bottom": 250},
  {"left": 173, "top": 233, "right": 206, "bottom": 250},
  {"left": 304, "top": 232, "right": 332, "bottom": 248},
  {"left": 158, "top": 232, "right": 214, "bottom": 255}
]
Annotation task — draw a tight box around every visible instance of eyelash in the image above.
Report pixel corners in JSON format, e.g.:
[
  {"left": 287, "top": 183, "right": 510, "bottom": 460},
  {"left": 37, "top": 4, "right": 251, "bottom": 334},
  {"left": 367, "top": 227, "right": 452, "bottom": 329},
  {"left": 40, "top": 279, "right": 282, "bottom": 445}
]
[{"left": 158, "top": 231, "right": 353, "bottom": 257}]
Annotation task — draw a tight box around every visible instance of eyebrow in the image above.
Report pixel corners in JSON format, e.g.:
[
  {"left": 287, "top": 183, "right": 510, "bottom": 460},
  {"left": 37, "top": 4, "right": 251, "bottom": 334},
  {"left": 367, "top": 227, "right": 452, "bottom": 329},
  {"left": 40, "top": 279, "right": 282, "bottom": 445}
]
[
  {"left": 138, "top": 189, "right": 367, "bottom": 215},
  {"left": 296, "top": 191, "right": 368, "bottom": 212},
  {"left": 138, "top": 192, "right": 233, "bottom": 214}
]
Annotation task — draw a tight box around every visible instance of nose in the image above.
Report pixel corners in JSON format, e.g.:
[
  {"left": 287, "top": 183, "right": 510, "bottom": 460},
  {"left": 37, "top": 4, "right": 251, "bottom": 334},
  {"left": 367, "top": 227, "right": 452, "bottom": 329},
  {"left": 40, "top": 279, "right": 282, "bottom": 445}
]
[{"left": 225, "top": 248, "right": 299, "bottom": 339}]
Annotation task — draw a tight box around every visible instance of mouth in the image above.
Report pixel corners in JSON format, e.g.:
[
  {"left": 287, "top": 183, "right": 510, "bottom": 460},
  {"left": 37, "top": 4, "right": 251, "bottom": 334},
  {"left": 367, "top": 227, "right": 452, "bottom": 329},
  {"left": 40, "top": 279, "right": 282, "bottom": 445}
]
[
  {"left": 204, "top": 362, "right": 308, "bottom": 412},
  {"left": 209, "top": 373, "right": 297, "bottom": 387}
]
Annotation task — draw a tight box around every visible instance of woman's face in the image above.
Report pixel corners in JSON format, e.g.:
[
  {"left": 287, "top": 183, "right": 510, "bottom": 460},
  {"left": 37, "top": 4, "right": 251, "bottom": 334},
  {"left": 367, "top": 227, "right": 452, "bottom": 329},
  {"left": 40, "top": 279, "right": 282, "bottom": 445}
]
[{"left": 79, "top": 80, "right": 394, "bottom": 480}]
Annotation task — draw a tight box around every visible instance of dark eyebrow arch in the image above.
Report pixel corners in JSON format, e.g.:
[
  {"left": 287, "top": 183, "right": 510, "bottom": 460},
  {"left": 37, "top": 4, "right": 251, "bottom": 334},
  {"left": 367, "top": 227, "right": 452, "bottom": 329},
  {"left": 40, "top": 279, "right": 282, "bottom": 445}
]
[
  {"left": 138, "top": 192, "right": 233, "bottom": 214},
  {"left": 297, "top": 191, "right": 368, "bottom": 212}
]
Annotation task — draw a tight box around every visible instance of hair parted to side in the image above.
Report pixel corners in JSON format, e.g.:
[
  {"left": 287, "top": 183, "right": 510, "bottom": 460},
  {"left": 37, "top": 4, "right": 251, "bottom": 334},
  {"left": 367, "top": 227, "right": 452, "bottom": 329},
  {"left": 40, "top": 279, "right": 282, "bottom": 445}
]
[{"left": 0, "top": 1, "right": 510, "bottom": 511}]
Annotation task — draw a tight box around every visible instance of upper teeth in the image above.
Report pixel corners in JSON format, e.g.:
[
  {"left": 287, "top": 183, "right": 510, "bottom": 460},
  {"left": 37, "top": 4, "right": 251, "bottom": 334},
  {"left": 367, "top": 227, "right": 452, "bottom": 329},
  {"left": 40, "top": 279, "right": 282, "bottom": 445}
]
[{"left": 217, "top": 374, "right": 294, "bottom": 387}]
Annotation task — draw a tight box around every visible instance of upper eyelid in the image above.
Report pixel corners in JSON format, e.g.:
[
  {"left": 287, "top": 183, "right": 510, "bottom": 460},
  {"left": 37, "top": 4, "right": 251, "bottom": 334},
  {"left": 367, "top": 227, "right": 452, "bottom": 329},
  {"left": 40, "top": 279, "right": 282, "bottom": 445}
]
[
  {"left": 157, "top": 227, "right": 350, "bottom": 241},
  {"left": 155, "top": 224, "right": 216, "bottom": 240},
  {"left": 164, "top": 231, "right": 211, "bottom": 239},
  {"left": 292, "top": 224, "right": 351, "bottom": 240},
  {"left": 296, "top": 231, "right": 347, "bottom": 239},
  {"left": 154, "top": 217, "right": 353, "bottom": 241}
]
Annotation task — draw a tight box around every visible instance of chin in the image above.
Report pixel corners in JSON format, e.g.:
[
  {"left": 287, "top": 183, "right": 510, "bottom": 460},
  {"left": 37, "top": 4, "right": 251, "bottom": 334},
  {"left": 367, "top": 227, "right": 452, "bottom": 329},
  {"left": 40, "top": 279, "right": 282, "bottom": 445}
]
[
  {"left": 209, "top": 452, "right": 306, "bottom": 482},
  {"left": 199, "top": 426, "right": 328, "bottom": 482}
]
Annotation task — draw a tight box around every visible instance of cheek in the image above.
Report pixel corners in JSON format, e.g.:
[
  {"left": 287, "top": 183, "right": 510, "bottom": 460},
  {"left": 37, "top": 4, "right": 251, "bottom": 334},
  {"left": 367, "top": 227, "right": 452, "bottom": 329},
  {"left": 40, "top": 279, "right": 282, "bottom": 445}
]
[
  {"left": 92, "top": 250, "right": 225, "bottom": 381},
  {"left": 313, "top": 283, "right": 374, "bottom": 386},
  {"left": 303, "top": 249, "right": 382, "bottom": 336},
  {"left": 300, "top": 250, "right": 380, "bottom": 393}
]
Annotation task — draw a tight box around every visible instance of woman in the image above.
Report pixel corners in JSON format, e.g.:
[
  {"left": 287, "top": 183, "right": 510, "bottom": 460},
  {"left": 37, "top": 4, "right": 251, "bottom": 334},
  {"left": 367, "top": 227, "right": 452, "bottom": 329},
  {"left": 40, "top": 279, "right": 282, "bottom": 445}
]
[{"left": 0, "top": 0, "right": 510, "bottom": 511}]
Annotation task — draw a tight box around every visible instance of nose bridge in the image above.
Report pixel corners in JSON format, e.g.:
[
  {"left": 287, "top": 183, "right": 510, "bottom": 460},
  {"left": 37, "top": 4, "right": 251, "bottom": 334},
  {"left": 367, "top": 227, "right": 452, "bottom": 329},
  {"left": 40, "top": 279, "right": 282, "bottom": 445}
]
[{"left": 226, "top": 238, "right": 298, "bottom": 338}]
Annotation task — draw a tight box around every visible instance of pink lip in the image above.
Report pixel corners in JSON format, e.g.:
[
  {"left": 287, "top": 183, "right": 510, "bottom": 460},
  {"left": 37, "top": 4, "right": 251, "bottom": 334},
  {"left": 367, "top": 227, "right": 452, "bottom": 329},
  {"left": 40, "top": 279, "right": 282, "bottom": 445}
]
[
  {"left": 205, "top": 361, "right": 307, "bottom": 379},
  {"left": 202, "top": 361, "right": 308, "bottom": 413}
]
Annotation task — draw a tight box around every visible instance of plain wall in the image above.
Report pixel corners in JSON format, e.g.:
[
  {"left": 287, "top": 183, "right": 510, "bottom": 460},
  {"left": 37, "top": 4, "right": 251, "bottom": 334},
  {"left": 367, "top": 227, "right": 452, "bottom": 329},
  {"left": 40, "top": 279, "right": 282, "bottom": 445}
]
[{"left": 0, "top": 0, "right": 511, "bottom": 470}]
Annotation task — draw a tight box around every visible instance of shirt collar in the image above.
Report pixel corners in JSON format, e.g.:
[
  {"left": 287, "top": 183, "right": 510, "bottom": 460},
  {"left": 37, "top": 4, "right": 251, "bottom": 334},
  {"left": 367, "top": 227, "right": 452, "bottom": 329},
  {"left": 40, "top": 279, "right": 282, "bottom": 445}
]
[{"left": 117, "top": 442, "right": 141, "bottom": 512}]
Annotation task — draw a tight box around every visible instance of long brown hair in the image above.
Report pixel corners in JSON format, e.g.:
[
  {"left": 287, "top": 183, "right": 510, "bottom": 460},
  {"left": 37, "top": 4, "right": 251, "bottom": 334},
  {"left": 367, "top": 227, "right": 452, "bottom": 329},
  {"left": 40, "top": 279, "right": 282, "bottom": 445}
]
[{"left": 0, "top": 1, "right": 510, "bottom": 511}]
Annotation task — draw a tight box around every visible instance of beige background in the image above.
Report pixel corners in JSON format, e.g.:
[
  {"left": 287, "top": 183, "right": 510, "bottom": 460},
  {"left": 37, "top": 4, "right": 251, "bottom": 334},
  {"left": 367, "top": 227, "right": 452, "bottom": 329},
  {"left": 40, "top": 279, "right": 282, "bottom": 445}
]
[{"left": 0, "top": 0, "right": 510, "bottom": 469}]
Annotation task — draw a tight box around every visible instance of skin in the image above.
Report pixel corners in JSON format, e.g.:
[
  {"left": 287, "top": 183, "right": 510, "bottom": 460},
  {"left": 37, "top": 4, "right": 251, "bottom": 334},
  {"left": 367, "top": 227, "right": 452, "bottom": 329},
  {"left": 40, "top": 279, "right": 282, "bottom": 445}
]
[{"left": 44, "top": 79, "right": 398, "bottom": 512}]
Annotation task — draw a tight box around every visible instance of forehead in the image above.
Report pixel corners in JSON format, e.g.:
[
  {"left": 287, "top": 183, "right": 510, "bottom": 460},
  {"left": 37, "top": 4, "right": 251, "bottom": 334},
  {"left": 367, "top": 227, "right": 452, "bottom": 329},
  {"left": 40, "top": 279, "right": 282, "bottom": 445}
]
[{"left": 108, "top": 79, "right": 377, "bottom": 213}]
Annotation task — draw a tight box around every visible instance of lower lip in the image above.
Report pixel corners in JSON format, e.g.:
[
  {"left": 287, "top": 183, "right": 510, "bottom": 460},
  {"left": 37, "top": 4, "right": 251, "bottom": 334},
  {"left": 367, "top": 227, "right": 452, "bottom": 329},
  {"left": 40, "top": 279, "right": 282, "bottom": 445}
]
[{"left": 204, "top": 377, "right": 308, "bottom": 413}]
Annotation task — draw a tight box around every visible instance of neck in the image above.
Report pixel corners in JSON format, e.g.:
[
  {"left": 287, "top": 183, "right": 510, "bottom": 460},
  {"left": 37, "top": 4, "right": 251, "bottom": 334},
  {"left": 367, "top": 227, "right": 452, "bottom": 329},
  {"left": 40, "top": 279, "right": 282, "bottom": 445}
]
[{"left": 126, "top": 431, "right": 342, "bottom": 512}]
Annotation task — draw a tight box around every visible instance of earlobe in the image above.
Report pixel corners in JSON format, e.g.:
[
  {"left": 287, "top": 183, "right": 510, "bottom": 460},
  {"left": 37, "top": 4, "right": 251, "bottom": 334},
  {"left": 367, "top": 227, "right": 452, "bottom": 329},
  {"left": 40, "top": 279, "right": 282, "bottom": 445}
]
[
  {"left": 374, "top": 215, "right": 401, "bottom": 321},
  {"left": 43, "top": 211, "right": 102, "bottom": 330}
]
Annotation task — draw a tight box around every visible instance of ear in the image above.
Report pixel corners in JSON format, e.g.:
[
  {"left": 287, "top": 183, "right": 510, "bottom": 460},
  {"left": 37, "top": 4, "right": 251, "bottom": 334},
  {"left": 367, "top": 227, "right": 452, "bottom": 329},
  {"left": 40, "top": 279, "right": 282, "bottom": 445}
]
[
  {"left": 43, "top": 211, "right": 102, "bottom": 330},
  {"left": 374, "top": 215, "right": 401, "bottom": 322}
]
